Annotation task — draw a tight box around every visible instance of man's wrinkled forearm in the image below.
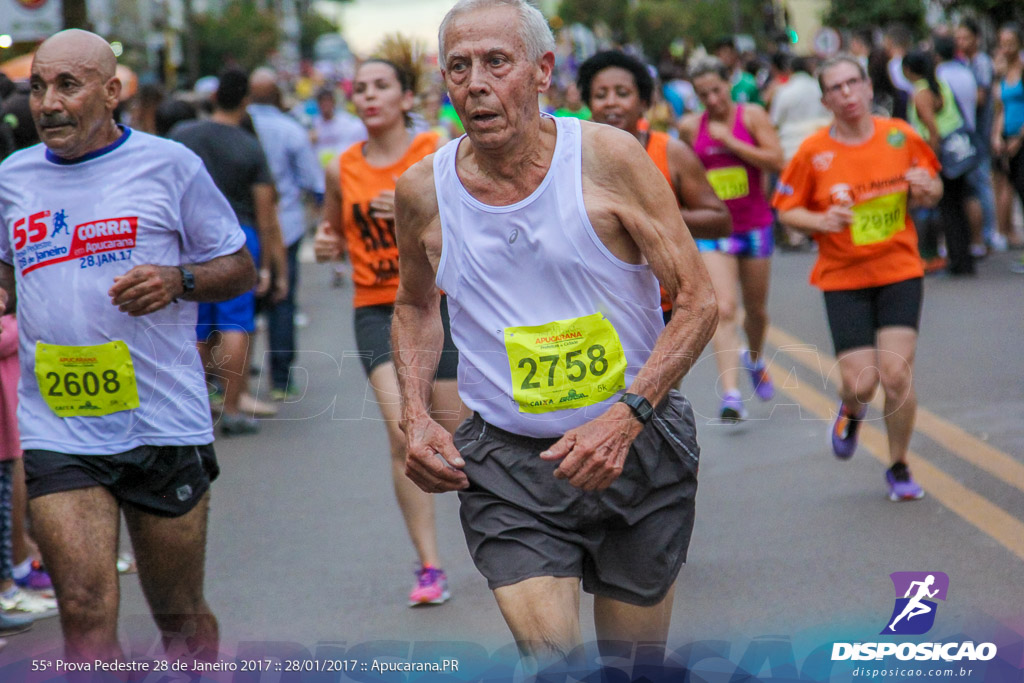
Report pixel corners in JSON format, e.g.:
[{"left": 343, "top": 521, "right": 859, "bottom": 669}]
[{"left": 392, "top": 296, "right": 445, "bottom": 429}]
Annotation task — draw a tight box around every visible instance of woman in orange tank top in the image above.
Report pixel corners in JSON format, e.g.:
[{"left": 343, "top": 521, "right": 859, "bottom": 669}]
[{"left": 314, "top": 59, "right": 465, "bottom": 607}]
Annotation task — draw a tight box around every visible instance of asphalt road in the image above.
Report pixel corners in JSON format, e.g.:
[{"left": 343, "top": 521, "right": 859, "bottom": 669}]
[{"left": 3, "top": 247, "right": 1023, "bottom": 682}]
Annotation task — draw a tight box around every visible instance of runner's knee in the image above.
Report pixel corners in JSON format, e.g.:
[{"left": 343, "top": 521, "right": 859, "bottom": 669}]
[
  {"left": 841, "top": 367, "right": 879, "bottom": 403},
  {"left": 879, "top": 364, "right": 913, "bottom": 403},
  {"left": 716, "top": 297, "right": 738, "bottom": 323},
  {"left": 143, "top": 577, "right": 208, "bottom": 616},
  {"left": 59, "top": 581, "right": 118, "bottom": 629}
]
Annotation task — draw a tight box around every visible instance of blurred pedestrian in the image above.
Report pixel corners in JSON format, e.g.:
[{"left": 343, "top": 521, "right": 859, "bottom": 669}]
[{"left": 248, "top": 68, "right": 324, "bottom": 402}]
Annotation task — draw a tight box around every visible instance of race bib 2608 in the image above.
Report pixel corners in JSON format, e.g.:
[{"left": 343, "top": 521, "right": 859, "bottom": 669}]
[{"left": 34, "top": 341, "right": 140, "bottom": 418}]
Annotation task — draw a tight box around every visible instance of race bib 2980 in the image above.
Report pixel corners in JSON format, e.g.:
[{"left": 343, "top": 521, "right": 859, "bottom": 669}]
[{"left": 850, "top": 191, "right": 907, "bottom": 246}]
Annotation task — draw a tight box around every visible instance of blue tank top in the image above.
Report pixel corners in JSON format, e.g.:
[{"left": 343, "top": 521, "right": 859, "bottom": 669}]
[{"left": 1001, "top": 77, "right": 1024, "bottom": 137}]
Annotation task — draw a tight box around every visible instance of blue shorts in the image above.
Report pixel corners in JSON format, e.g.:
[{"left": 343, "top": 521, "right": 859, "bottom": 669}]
[
  {"left": 196, "top": 224, "right": 259, "bottom": 340},
  {"left": 696, "top": 224, "right": 774, "bottom": 258}
]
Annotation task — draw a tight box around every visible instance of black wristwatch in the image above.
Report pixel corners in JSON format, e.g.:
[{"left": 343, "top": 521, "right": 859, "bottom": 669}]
[
  {"left": 177, "top": 266, "right": 196, "bottom": 300},
  {"left": 619, "top": 393, "right": 654, "bottom": 425}
]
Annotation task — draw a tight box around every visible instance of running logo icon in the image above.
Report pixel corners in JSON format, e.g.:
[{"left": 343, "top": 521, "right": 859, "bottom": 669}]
[{"left": 882, "top": 572, "right": 949, "bottom": 635}]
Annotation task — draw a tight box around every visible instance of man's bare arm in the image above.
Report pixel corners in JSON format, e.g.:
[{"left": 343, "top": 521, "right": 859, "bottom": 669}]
[
  {"left": 603, "top": 128, "right": 719, "bottom": 407},
  {"left": 253, "top": 182, "right": 287, "bottom": 301},
  {"left": 668, "top": 137, "right": 733, "bottom": 239},
  {"left": 392, "top": 158, "right": 468, "bottom": 492},
  {"left": 541, "top": 126, "right": 717, "bottom": 490},
  {"left": 108, "top": 247, "right": 256, "bottom": 316}
]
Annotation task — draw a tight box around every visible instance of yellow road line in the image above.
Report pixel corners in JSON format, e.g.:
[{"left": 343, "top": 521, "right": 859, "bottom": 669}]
[
  {"left": 766, "top": 325, "right": 1024, "bottom": 496},
  {"left": 776, "top": 369, "right": 1024, "bottom": 562}
]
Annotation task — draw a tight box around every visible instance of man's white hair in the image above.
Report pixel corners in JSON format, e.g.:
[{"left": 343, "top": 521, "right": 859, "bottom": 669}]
[{"left": 438, "top": 0, "right": 555, "bottom": 66}]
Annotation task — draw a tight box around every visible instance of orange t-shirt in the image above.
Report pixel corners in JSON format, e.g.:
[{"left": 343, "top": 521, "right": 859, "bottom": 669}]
[
  {"left": 772, "top": 118, "right": 939, "bottom": 291},
  {"left": 645, "top": 131, "right": 680, "bottom": 313},
  {"left": 339, "top": 131, "right": 439, "bottom": 308}
]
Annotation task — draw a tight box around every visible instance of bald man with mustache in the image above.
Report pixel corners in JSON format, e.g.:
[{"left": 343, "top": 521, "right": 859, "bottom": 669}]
[{"left": 0, "top": 29, "right": 257, "bottom": 663}]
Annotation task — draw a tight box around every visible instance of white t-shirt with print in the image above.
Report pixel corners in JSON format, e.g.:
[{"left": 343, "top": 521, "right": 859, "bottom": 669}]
[{"left": 0, "top": 128, "right": 246, "bottom": 454}]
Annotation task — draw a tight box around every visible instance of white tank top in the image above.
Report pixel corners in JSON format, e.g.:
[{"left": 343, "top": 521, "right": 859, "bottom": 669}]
[{"left": 433, "top": 116, "right": 665, "bottom": 438}]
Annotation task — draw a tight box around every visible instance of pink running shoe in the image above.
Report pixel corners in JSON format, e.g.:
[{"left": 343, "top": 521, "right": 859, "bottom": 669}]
[{"left": 408, "top": 566, "right": 450, "bottom": 607}]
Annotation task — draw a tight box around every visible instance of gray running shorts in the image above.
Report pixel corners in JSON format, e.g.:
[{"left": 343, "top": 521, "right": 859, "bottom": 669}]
[{"left": 454, "top": 390, "right": 699, "bottom": 607}]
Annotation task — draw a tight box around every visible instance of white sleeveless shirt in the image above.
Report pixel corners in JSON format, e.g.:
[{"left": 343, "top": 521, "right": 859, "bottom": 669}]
[{"left": 433, "top": 116, "right": 664, "bottom": 438}]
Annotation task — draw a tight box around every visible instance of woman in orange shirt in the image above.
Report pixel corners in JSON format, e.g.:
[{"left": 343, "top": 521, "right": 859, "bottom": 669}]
[
  {"left": 773, "top": 55, "right": 943, "bottom": 502},
  {"left": 314, "top": 59, "right": 463, "bottom": 606}
]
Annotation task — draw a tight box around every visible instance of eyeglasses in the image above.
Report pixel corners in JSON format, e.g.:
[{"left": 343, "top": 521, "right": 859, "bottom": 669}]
[{"left": 824, "top": 77, "right": 866, "bottom": 96}]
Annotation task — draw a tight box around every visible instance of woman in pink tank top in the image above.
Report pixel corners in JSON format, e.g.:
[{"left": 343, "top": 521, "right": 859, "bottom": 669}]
[{"left": 680, "top": 58, "right": 784, "bottom": 423}]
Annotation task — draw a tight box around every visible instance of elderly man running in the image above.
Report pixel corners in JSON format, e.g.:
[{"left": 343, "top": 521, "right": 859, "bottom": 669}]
[{"left": 391, "top": 0, "right": 717, "bottom": 675}]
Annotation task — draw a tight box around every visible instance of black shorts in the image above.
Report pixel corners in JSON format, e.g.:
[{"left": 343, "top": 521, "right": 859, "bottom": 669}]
[
  {"left": 823, "top": 277, "right": 923, "bottom": 354},
  {"left": 454, "top": 391, "right": 699, "bottom": 607},
  {"left": 24, "top": 444, "right": 219, "bottom": 518},
  {"left": 353, "top": 295, "right": 459, "bottom": 379}
]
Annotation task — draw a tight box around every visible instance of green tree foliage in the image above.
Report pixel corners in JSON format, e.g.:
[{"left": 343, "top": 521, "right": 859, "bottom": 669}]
[
  {"left": 300, "top": 11, "right": 341, "bottom": 61},
  {"left": 193, "top": 1, "right": 279, "bottom": 76},
  {"left": 823, "top": 0, "right": 924, "bottom": 33},
  {"left": 628, "top": 1, "right": 696, "bottom": 59},
  {"left": 557, "top": 0, "right": 630, "bottom": 40},
  {"left": 557, "top": 0, "right": 775, "bottom": 57},
  {"left": 685, "top": 0, "right": 774, "bottom": 52}
]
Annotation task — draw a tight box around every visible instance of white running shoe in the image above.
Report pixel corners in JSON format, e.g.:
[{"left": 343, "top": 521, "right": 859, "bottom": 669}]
[{"left": 1, "top": 587, "right": 58, "bottom": 619}]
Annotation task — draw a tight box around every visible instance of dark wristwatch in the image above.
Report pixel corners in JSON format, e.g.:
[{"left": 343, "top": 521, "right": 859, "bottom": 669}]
[
  {"left": 177, "top": 266, "right": 196, "bottom": 300},
  {"left": 618, "top": 392, "right": 654, "bottom": 425}
]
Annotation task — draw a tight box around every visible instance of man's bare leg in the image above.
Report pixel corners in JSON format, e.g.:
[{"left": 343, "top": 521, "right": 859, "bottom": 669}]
[
  {"left": 209, "top": 331, "right": 252, "bottom": 418},
  {"left": 123, "top": 492, "right": 219, "bottom": 662},
  {"left": 494, "top": 577, "right": 584, "bottom": 678},
  {"left": 594, "top": 585, "right": 676, "bottom": 667},
  {"left": 594, "top": 584, "right": 675, "bottom": 644},
  {"left": 30, "top": 486, "right": 122, "bottom": 661}
]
